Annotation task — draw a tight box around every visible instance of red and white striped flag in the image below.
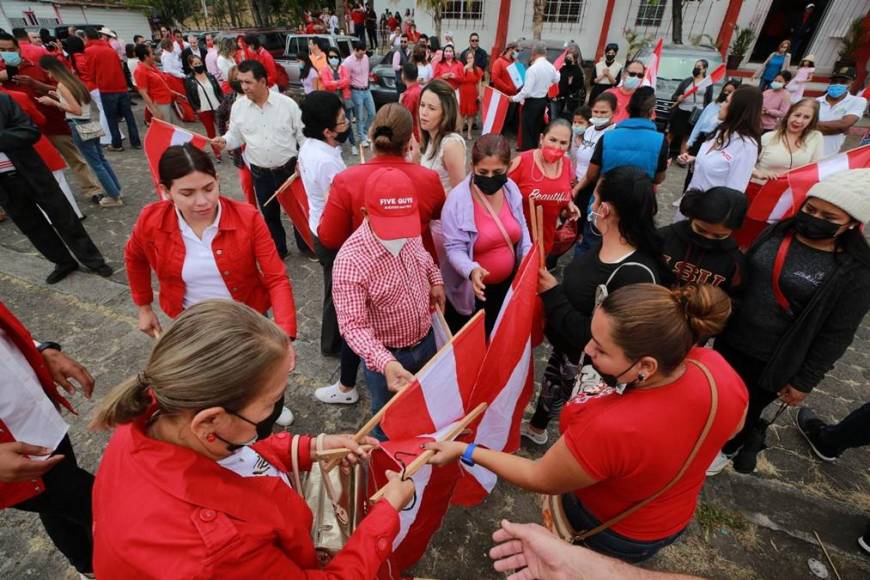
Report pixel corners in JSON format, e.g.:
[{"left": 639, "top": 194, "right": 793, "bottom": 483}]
[
  {"left": 642, "top": 38, "right": 663, "bottom": 89},
  {"left": 381, "top": 312, "right": 486, "bottom": 441},
  {"left": 144, "top": 118, "right": 209, "bottom": 197},
  {"left": 547, "top": 48, "right": 569, "bottom": 99},
  {"left": 451, "top": 245, "right": 541, "bottom": 506},
  {"left": 274, "top": 175, "right": 316, "bottom": 253},
  {"left": 682, "top": 63, "right": 726, "bottom": 98},
  {"left": 481, "top": 85, "right": 511, "bottom": 135},
  {"left": 747, "top": 144, "right": 870, "bottom": 223}
]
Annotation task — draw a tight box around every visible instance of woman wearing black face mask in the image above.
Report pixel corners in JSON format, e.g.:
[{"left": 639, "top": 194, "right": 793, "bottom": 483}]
[
  {"left": 659, "top": 187, "right": 747, "bottom": 295},
  {"left": 183, "top": 54, "right": 224, "bottom": 162},
  {"left": 555, "top": 44, "right": 585, "bottom": 121},
  {"left": 669, "top": 59, "right": 712, "bottom": 163},
  {"left": 708, "top": 169, "right": 870, "bottom": 477},
  {"left": 440, "top": 134, "right": 532, "bottom": 334},
  {"left": 425, "top": 283, "right": 748, "bottom": 563}
]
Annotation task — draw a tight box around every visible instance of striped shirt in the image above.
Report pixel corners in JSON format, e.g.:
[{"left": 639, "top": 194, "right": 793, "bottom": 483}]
[{"left": 333, "top": 221, "right": 442, "bottom": 373}]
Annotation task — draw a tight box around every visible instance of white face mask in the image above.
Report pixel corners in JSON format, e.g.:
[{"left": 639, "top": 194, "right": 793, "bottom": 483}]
[
  {"left": 590, "top": 116, "right": 611, "bottom": 128},
  {"left": 770, "top": 81, "right": 784, "bottom": 90},
  {"left": 374, "top": 233, "right": 409, "bottom": 256}
]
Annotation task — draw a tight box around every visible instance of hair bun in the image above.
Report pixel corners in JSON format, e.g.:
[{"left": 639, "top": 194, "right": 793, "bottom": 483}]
[
  {"left": 672, "top": 284, "right": 731, "bottom": 340},
  {"left": 373, "top": 126, "right": 394, "bottom": 139}
]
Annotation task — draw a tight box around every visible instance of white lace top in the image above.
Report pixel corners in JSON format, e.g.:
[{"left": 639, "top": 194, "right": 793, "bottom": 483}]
[{"left": 421, "top": 132, "right": 465, "bottom": 192}]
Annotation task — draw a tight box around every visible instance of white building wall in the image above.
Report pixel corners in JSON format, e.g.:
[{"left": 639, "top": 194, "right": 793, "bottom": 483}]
[
  {"left": 55, "top": 6, "right": 151, "bottom": 44},
  {"left": 0, "top": 1, "right": 62, "bottom": 30}
]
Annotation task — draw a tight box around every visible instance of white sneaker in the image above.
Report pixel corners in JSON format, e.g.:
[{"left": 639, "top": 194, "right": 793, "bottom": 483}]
[
  {"left": 706, "top": 451, "right": 732, "bottom": 476},
  {"left": 315, "top": 382, "right": 359, "bottom": 405},
  {"left": 275, "top": 405, "right": 294, "bottom": 426},
  {"left": 361, "top": 139, "right": 371, "bottom": 148},
  {"left": 520, "top": 422, "right": 548, "bottom": 445}
]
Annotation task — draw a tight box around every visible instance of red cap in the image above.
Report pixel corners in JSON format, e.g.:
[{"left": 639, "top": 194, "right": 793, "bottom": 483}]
[{"left": 364, "top": 168, "right": 421, "bottom": 240}]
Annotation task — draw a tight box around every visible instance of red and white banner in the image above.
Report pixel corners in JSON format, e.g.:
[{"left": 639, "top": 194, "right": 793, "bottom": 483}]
[
  {"left": 747, "top": 144, "right": 870, "bottom": 223},
  {"left": 144, "top": 118, "right": 209, "bottom": 197},
  {"left": 481, "top": 85, "right": 511, "bottom": 136},
  {"left": 682, "top": 63, "right": 726, "bottom": 98},
  {"left": 451, "top": 246, "right": 541, "bottom": 506},
  {"left": 274, "top": 175, "right": 315, "bottom": 253},
  {"left": 547, "top": 48, "right": 569, "bottom": 99},
  {"left": 381, "top": 312, "right": 486, "bottom": 441},
  {"left": 642, "top": 38, "right": 663, "bottom": 89}
]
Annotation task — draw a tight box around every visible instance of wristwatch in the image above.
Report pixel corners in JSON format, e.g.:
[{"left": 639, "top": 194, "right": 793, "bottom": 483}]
[
  {"left": 460, "top": 443, "right": 478, "bottom": 467},
  {"left": 36, "top": 341, "right": 62, "bottom": 353}
]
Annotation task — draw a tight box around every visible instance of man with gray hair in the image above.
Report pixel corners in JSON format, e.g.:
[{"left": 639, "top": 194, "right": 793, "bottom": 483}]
[{"left": 512, "top": 42, "right": 559, "bottom": 151}]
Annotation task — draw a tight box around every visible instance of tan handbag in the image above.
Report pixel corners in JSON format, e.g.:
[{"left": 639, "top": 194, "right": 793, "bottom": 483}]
[
  {"left": 290, "top": 434, "right": 369, "bottom": 564},
  {"left": 541, "top": 359, "right": 720, "bottom": 543}
]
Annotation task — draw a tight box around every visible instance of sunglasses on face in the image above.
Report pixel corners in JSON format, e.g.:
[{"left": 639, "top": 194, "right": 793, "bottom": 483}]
[
  {"left": 626, "top": 71, "right": 643, "bottom": 78},
  {"left": 471, "top": 39, "right": 479, "bottom": 43}
]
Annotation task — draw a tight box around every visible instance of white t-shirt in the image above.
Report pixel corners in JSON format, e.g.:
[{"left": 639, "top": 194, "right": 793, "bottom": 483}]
[
  {"left": 177, "top": 204, "right": 232, "bottom": 309},
  {"left": 688, "top": 134, "right": 758, "bottom": 192},
  {"left": 298, "top": 138, "right": 346, "bottom": 234},
  {"left": 817, "top": 93, "right": 868, "bottom": 157},
  {"left": 417, "top": 63, "right": 433, "bottom": 84},
  {"left": 574, "top": 124, "right": 613, "bottom": 180}
]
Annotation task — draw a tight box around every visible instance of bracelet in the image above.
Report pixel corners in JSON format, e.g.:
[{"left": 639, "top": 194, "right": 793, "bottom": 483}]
[
  {"left": 460, "top": 443, "right": 478, "bottom": 467},
  {"left": 37, "top": 341, "right": 62, "bottom": 353}
]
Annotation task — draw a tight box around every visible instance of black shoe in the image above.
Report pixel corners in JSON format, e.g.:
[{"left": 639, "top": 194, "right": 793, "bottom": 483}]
[
  {"left": 732, "top": 424, "right": 768, "bottom": 474},
  {"left": 859, "top": 522, "right": 870, "bottom": 556},
  {"left": 131, "top": 144, "right": 142, "bottom": 150},
  {"left": 46, "top": 263, "right": 78, "bottom": 284},
  {"left": 107, "top": 145, "right": 124, "bottom": 152},
  {"left": 90, "top": 194, "right": 104, "bottom": 204},
  {"left": 93, "top": 264, "right": 114, "bottom": 278},
  {"left": 796, "top": 408, "right": 838, "bottom": 462}
]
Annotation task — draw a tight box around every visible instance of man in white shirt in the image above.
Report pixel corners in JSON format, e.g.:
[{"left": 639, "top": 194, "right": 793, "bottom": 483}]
[
  {"left": 159, "top": 37, "right": 184, "bottom": 79},
  {"left": 213, "top": 60, "right": 306, "bottom": 259},
  {"left": 512, "top": 42, "right": 560, "bottom": 151},
  {"left": 817, "top": 67, "right": 867, "bottom": 157}
]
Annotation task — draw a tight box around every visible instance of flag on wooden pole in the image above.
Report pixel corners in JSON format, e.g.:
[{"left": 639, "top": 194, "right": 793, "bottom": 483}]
[
  {"left": 273, "top": 174, "right": 316, "bottom": 253},
  {"left": 481, "top": 85, "right": 511, "bottom": 135},
  {"left": 642, "top": 38, "right": 663, "bottom": 89},
  {"left": 143, "top": 119, "right": 209, "bottom": 197}
]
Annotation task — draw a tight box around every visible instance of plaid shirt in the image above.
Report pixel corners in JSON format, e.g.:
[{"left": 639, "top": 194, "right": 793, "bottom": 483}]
[{"left": 333, "top": 221, "right": 442, "bottom": 373}]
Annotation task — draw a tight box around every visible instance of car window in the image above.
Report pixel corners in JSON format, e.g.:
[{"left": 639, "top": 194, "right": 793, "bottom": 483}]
[
  {"left": 286, "top": 37, "right": 302, "bottom": 57},
  {"left": 263, "top": 32, "right": 284, "bottom": 53},
  {"left": 338, "top": 40, "right": 351, "bottom": 59}
]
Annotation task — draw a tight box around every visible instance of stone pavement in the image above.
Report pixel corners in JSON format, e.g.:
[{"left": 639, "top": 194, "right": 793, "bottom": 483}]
[{"left": 0, "top": 108, "right": 867, "bottom": 579}]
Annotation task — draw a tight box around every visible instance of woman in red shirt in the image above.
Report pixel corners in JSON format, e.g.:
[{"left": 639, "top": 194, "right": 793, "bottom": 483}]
[
  {"left": 432, "top": 44, "right": 463, "bottom": 91},
  {"left": 426, "top": 283, "right": 748, "bottom": 563},
  {"left": 91, "top": 300, "right": 413, "bottom": 578},
  {"left": 508, "top": 119, "right": 579, "bottom": 265}
]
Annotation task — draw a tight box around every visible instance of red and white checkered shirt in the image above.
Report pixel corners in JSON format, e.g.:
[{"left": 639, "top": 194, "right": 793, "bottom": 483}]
[{"left": 333, "top": 221, "right": 443, "bottom": 373}]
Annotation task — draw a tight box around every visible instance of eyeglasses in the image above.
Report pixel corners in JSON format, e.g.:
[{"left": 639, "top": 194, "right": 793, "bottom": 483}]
[{"left": 626, "top": 71, "right": 644, "bottom": 78}]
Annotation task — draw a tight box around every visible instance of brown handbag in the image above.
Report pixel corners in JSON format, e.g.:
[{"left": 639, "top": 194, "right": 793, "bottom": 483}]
[{"left": 541, "top": 358, "right": 720, "bottom": 543}]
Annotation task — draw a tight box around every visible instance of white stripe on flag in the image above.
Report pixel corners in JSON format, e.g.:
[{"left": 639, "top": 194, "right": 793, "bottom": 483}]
[
  {"left": 818, "top": 152, "right": 850, "bottom": 180},
  {"left": 769, "top": 187, "right": 794, "bottom": 222},
  {"left": 482, "top": 91, "right": 499, "bottom": 135},
  {"left": 393, "top": 463, "right": 432, "bottom": 549},
  {"left": 418, "top": 344, "right": 466, "bottom": 430}
]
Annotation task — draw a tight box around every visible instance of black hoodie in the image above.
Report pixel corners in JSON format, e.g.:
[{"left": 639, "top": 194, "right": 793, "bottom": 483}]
[{"left": 659, "top": 221, "right": 745, "bottom": 294}]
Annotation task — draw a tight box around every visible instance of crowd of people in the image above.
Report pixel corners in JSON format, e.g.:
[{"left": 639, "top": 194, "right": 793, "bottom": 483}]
[{"left": 0, "top": 17, "right": 869, "bottom": 580}]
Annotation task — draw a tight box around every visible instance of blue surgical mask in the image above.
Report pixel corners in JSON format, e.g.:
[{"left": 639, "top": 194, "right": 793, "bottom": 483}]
[
  {"left": 572, "top": 124, "right": 586, "bottom": 136},
  {"left": 826, "top": 84, "right": 848, "bottom": 99},
  {"left": 328, "top": 57, "right": 339, "bottom": 66},
  {"left": 623, "top": 76, "right": 641, "bottom": 90},
  {"left": 1, "top": 51, "right": 21, "bottom": 67}
]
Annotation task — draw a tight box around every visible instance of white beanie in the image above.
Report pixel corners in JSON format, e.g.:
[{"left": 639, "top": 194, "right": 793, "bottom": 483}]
[{"left": 806, "top": 168, "right": 870, "bottom": 224}]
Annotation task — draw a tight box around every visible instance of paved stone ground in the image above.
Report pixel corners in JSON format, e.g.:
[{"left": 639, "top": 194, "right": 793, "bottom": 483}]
[{"left": 0, "top": 106, "right": 867, "bottom": 580}]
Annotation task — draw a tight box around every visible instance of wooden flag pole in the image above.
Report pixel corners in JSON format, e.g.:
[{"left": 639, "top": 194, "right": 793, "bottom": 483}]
[
  {"left": 368, "top": 402, "right": 488, "bottom": 503},
  {"left": 359, "top": 143, "right": 366, "bottom": 162},
  {"left": 313, "top": 444, "right": 375, "bottom": 461},
  {"left": 527, "top": 196, "right": 538, "bottom": 245},
  {"left": 263, "top": 172, "right": 298, "bottom": 207},
  {"left": 535, "top": 205, "right": 545, "bottom": 264}
]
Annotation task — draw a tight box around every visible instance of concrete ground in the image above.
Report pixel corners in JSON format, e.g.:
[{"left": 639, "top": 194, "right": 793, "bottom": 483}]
[{"left": 0, "top": 107, "right": 867, "bottom": 580}]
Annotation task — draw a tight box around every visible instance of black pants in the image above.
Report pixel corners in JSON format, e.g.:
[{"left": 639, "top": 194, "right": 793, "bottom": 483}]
[
  {"left": 250, "top": 158, "right": 307, "bottom": 257},
  {"left": 366, "top": 25, "right": 378, "bottom": 49},
  {"left": 714, "top": 339, "right": 780, "bottom": 454},
  {"left": 588, "top": 83, "right": 614, "bottom": 105},
  {"left": 12, "top": 436, "right": 94, "bottom": 574},
  {"left": 101, "top": 91, "right": 141, "bottom": 148},
  {"left": 443, "top": 276, "right": 513, "bottom": 337},
  {"left": 519, "top": 97, "right": 548, "bottom": 151},
  {"left": 530, "top": 349, "right": 579, "bottom": 430},
  {"left": 816, "top": 403, "right": 870, "bottom": 457},
  {"left": 354, "top": 24, "right": 366, "bottom": 46},
  {"left": 0, "top": 171, "right": 107, "bottom": 270}
]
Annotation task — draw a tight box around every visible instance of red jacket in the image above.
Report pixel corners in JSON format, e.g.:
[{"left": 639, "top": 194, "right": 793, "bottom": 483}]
[
  {"left": 84, "top": 39, "right": 127, "bottom": 93},
  {"left": 320, "top": 65, "right": 351, "bottom": 100},
  {"left": 0, "top": 88, "right": 66, "bottom": 171},
  {"left": 318, "top": 156, "right": 445, "bottom": 257},
  {"left": 93, "top": 411, "right": 400, "bottom": 578},
  {"left": 0, "top": 58, "right": 69, "bottom": 135},
  {"left": 490, "top": 55, "right": 517, "bottom": 96},
  {"left": 0, "top": 301, "right": 74, "bottom": 509},
  {"left": 257, "top": 47, "right": 279, "bottom": 87},
  {"left": 125, "top": 197, "right": 298, "bottom": 338},
  {"left": 71, "top": 52, "right": 96, "bottom": 91}
]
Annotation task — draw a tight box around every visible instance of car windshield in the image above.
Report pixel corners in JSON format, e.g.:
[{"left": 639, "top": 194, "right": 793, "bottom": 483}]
[{"left": 636, "top": 47, "right": 723, "bottom": 100}]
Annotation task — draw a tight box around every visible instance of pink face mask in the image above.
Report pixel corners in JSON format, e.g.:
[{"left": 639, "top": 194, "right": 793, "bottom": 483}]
[{"left": 540, "top": 146, "right": 564, "bottom": 163}]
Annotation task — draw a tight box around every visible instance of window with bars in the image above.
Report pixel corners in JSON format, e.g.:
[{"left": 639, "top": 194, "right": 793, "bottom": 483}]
[
  {"left": 636, "top": 0, "right": 667, "bottom": 27},
  {"left": 442, "top": 0, "right": 484, "bottom": 21},
  {"left": 543, "top": 0, "right": 584, "bottom": 23}
]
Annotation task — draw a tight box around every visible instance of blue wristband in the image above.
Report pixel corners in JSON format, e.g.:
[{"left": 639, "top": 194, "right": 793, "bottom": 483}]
[{"left": 460, "top": 443, "right": 478, "bottom": 467}]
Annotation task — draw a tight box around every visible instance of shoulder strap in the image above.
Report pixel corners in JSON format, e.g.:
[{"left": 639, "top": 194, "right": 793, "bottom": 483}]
[
  {"left": 575, "top": 358, "right": 719, "bottom": 541},
  {"left": 603, "top": 260, "right": 657, "bottom": 289},
  {"left": 472, "top": 185, "right": 515, "bottom": 253},
  {"left": 290, "top": 434, "right": 304, "bottom": 492},
  {"left": 771, "top": 233, "right": 794, "bottom": 314}
]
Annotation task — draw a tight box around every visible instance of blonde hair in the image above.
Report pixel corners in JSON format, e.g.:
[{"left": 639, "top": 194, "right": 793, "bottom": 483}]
[{"left": 91, "top": 300, "right": 289, "bottom": 429}]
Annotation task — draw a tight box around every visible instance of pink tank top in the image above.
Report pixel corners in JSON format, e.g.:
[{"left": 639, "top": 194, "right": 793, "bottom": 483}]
[{"left": 472, "top": 197, "right": 521, "bottom": 284}]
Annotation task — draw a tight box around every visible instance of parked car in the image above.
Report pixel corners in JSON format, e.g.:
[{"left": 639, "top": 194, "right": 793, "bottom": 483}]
[
  {"left": 214, "top": 28, "right": 289, "bottom": 59},
  {"left": 277, "top": 33, "right": 356, "bottom": 101},
  {"left": 369, "top": 51, "right": 399, "bottom": 109},
  {"left": 634, "top": 44, "right": 725, "bottom": 132}
]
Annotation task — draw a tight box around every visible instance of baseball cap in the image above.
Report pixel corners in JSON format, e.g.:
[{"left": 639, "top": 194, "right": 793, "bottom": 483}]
[
  {"left": 364, "top": 168, "right": 420, "bottom": 240},
  {"left": 830, "top": 66, "right": 856, "bottom": 81}
]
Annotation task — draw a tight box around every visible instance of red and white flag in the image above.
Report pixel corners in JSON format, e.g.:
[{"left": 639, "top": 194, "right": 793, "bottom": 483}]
[
  {"left": 747, "top": 144, "right": 870, "bottom": 223},
  {"left": 682, "top": 63, "right": 726, "bottom": 98},
  {"left": 451, "top": 246, "right": 541, "bottom": 506},
  {"left": 547, "top": 48, "right": 569, "bottom": 99},
  {"left": 381, "top": 312, "right": 486, "bottom": 441},
  {"left": 481, "top": 85, "right": 511, "bottom": 136},
  {"left": 274, "top": 175, "right": 316, "bottom": 253},
  {"left": 144, "top": 118, "right": 209, "bottom": 197},
  {"left": 642, "top": 38, "right": 663, "bottom": 89}
]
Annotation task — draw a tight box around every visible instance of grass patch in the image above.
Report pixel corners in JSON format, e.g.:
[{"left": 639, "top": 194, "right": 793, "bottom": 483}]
[{"left": 696, "top": 502, "right": 749, "bottom": 535}]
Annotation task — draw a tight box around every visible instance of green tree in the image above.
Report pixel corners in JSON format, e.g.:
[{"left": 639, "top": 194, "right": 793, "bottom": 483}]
[
  {"left": 532, "top": 0, "right": 546, "bottom": 40},
  {"left": 417, "top": 0, "right": 446, "bottom": 40}
]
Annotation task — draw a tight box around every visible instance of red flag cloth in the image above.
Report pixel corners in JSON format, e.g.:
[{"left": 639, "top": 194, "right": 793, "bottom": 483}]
[
  {"left": 163, "top": 74, "right": 197, "bottom": 121},
  {"left": 481, "top": 85, "right": 511, "bottom": 135},
  {"left": 381, "top": 312, "right": 486, "bottom": 441},
  {"left": 143, "top": 118, "right": 209, "bottom": 197},
  {"left": 747, "top": 144, "right": 870, "bottom": 224},
  {"left": 275, "top": 175, "right": 316, "bottom": 253},
  {"left": 451, "top": 245, "right": 542, "bottom": 506},
  {"left": 682, "top": 63, "right": 726, "bottom": 98},
  {"left": 547, "top": 48, "right": 568, "bottom": 99},
  {"left": 369, "top": 437, "right": 461, "bottom": 579},
  {"left": 642, "top": 39, "right": 663, "bottom": 89}
]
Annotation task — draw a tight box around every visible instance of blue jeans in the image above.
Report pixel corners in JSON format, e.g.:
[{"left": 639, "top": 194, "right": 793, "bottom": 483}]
[
  {"left": 100, "top": 91, "right": 141, "bottom": 148},
  {"left": 363, "top": 330, "right": 436, "bottom": 440},
  {"left": 561, "top": 493, "right": 684, "bottom": 563},
  {"left": 69, "top": 122, "right": 122, "bottom": 199},
  {"left": 351, "top": 88, "right": 376, "bottom": 143}
]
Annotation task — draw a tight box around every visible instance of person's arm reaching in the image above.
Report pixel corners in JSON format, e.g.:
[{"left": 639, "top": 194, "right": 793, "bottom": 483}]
[{"left": 252, "top": 210, "right": 298, "bottom": 341}]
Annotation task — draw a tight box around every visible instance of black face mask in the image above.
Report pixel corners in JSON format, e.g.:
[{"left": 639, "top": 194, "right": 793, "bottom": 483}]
[
  {"left": 229, "top": 80, "right": 243, "bottom": 94},
  {"left": 793, "top": 211, "right": 842, "bottom": 240},
  {"left": 687, "top": 223, "right": 736, "bottom": 251},
  {"left": 692, "top": 67, "right": 702, "bottom": 77},
  {"left": 215, "top": 403, "right": 281, "bottom": 451},
  {"left": 605, "top": 55, "right": 615, "bottom": 63},
  {"left": 590, "top": 360, "right": 642, "bottom": 394},
  {"left": 193, "top": 65, "right": 205, "bottom": 74},
  {"left": 473, "top": 172, "right": 508, "bottom": 195}
]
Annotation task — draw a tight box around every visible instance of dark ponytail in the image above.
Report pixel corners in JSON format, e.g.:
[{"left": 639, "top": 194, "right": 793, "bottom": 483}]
[{"left": 598, "top": 166, "right": 663, "bottom": 261}]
